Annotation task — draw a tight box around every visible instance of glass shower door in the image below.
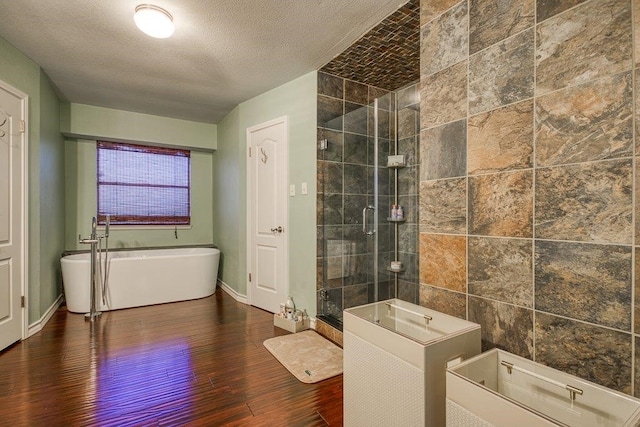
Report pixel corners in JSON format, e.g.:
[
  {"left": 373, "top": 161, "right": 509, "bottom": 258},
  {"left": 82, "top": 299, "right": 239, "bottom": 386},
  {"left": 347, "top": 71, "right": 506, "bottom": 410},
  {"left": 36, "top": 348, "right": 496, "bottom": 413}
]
[{"left": 318, "top": 93, "right": 396, "bottom": 328}]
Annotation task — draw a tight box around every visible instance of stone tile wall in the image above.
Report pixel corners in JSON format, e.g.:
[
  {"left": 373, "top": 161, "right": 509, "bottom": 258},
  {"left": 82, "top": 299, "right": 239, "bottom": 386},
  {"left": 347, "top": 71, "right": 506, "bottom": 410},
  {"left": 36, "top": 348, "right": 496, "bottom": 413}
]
[{"left": 419, "top": 0, "right": 638, "bottom": 395}]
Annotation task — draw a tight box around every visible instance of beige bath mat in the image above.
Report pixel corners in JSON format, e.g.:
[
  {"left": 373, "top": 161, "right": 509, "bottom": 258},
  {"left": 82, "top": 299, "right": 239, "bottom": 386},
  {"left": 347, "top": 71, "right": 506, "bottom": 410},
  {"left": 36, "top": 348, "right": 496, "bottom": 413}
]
[{"left": 263, "top": 330, "right": 343, "bottom": 383}]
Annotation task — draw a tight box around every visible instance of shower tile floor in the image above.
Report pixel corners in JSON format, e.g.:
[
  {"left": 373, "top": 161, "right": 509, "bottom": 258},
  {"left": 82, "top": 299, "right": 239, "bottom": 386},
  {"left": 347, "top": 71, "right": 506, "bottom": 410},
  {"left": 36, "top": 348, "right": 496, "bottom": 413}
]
[{"left": 0, "top": 290, "right": 343, "bottom": 426}]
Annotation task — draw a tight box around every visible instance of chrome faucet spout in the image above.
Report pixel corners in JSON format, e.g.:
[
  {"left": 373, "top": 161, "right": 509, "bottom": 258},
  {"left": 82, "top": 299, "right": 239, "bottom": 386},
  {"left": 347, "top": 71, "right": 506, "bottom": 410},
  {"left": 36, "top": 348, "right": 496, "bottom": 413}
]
[{"left": 79, "top": 232, "right": 98, "bottom": 244}]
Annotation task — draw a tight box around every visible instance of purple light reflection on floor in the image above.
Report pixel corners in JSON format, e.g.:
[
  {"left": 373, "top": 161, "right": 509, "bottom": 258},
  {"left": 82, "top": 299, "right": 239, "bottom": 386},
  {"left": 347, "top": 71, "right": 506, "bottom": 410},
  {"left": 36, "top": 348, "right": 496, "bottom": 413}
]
[{"left": 95, "top": 339, "right": 193, "bottom": 424}]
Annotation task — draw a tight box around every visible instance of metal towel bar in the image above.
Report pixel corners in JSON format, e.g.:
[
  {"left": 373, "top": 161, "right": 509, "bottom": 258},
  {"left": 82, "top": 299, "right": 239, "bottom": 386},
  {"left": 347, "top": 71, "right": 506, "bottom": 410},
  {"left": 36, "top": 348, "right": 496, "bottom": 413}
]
[
  {"left": 500, "top": 360, "right": 584, "bottom": 401},
  {"left": 385, "top": 301, "right": 433, "bottom": 325}
]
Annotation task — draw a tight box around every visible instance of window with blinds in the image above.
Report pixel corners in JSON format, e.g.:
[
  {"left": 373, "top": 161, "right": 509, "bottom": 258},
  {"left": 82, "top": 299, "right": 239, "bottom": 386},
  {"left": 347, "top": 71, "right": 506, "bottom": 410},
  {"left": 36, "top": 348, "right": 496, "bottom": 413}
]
[{"left": 97, "top": 141, "right": 191, "bottom": 225}]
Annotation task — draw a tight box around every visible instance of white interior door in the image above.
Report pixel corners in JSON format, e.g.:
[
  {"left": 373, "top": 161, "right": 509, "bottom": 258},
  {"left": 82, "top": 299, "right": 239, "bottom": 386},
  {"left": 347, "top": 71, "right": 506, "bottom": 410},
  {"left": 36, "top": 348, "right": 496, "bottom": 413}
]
[
  {"left": 247, "top": 117, "right": 288, "bottom": 313},
  {"left": 0, "top": 81, "right": 26, "bottom": 351}
]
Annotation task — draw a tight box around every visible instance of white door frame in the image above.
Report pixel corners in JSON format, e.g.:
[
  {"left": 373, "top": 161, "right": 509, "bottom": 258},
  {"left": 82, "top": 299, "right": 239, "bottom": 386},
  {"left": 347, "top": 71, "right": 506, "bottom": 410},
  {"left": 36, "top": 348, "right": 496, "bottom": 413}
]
[
  {"left": 0, "top": 78, "right": 28, "bottom": 342},
  {"left": 246, "top": 116, "right": 289, "bottom": 309}
]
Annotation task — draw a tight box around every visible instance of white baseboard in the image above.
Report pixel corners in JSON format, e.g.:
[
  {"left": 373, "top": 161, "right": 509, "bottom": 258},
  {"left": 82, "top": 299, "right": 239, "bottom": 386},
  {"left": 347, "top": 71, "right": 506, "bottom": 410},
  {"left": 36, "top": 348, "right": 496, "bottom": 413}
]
[
  {"left": 217, "top": 279, "right": 248, "bottom": 304},
  {"left": 27, "top": 294, "right": 63, "bottom": 337},
  {"left": 216, "top": 281, "right": 317, "bottom": 328}
]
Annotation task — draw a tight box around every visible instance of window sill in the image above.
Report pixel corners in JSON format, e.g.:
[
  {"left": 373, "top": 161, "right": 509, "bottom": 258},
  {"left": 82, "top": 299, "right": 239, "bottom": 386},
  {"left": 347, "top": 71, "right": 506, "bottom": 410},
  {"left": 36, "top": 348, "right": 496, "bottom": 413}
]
[{"left": 98, "top": 225, "right": 193, "bottom": 231}]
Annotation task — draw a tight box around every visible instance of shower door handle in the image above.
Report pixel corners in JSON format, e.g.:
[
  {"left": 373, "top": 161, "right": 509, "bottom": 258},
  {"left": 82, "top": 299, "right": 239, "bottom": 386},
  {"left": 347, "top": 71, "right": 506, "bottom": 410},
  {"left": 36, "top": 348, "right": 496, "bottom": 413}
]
[{"left": 362, "top": 206, "right": 375, "bottom": 235}]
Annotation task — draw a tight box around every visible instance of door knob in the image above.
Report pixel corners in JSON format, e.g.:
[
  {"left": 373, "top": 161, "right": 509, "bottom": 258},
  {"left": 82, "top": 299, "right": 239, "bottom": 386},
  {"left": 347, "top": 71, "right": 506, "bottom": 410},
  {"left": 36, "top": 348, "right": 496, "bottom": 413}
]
[{"left": 271, "top": 226, "right": 283, "bottom": 233}]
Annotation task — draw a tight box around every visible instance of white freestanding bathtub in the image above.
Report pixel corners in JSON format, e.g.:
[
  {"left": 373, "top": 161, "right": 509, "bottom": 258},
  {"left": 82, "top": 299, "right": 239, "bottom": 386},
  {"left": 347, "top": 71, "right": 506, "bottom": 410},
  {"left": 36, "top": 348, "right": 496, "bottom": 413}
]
[{"left": 61, "top": 247, "right": 220, "bottom": 313}]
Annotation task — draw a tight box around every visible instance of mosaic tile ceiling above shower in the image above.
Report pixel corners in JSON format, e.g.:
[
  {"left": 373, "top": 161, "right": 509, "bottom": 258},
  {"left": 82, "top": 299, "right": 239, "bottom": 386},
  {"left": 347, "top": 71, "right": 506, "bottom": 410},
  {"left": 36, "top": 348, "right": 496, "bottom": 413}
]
[{"left": 320, "top": 0, "right": 419, "bottom": 92}]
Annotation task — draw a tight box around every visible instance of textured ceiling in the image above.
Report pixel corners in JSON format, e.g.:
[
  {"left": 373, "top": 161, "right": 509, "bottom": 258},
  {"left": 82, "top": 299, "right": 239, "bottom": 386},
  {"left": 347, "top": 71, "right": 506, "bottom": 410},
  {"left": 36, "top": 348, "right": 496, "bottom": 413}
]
[
  {"left": 320, "top": 0, "right": 420, "bottom": 92},
  {"left": 0, "top": 0, "right": 408, "bottom": 123}
]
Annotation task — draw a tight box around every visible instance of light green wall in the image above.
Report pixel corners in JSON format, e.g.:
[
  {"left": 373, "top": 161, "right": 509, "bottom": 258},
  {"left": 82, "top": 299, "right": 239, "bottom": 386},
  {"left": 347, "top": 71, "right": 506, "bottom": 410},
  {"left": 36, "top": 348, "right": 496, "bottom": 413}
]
[
  {"left": 213, "top": 106, "right": 241, "bottom": 292},
  {"left": 213, "top": 71, "right": 318, "bottom": 315},
  {"left": 61, "top": 103, "right": 217, "bottom": 151},
  {"left": 0, "top": 32, "right": 317, "bottom": 325},
  {"left": 39, "top": 71, "right": 65, "bottom": 317},
  {"left": 65, "top": 141, "right": 214, "bottom": 251},
  {"left": 0, "top": 36, "right": 65, "bottom": 324},
  {"left": 63, "top": 103, "right": 216, "bottom": 251}
]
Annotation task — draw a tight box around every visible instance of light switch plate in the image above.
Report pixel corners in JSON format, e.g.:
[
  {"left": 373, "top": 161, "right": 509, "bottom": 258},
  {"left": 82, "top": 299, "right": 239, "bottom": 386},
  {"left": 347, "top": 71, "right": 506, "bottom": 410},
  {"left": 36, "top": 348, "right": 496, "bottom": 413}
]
[
  {"left": 301, "top": 182, "right": 308, "bottom": 195},
  {"left": 289, "top": 184, "right": 295, "bottom": 196}
]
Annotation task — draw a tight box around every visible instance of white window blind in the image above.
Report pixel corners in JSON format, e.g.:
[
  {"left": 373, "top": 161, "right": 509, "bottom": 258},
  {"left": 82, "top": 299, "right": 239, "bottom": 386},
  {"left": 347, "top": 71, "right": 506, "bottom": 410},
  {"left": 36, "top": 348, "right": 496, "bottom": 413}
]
[{"left": 97, "top": 141, "right": 191, "bottom": 225}]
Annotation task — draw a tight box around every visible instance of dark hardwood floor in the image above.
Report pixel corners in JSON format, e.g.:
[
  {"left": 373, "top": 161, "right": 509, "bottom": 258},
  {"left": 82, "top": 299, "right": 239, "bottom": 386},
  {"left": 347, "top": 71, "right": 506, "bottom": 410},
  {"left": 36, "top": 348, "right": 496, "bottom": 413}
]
[{"left": 0, "top": 290, "right": 343, "bottom": 426}]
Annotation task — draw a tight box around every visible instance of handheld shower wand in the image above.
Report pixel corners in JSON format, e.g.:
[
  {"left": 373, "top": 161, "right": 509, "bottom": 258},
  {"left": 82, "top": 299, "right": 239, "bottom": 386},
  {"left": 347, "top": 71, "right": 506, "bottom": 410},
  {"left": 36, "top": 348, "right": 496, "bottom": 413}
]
[{"left": 101, "top": 215, "right": 110, "bottom": 304}]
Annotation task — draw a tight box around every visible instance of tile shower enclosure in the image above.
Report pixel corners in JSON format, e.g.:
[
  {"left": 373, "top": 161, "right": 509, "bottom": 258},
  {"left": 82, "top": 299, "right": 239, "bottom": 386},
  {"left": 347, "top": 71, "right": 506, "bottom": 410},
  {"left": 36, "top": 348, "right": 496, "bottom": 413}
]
[
  {"left": 318, "top": 0, "right": 640, "bottom": 399},
  {"left": 316, "top": 75, "right": 421, "bottom": 320}
]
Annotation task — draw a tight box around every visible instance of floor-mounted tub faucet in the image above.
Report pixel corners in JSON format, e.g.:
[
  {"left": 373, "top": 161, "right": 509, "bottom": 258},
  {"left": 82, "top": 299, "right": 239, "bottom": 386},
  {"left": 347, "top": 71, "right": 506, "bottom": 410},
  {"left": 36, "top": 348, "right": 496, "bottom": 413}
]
[{"left": 78, "top": 216, "right": 103, "bottom": 321}]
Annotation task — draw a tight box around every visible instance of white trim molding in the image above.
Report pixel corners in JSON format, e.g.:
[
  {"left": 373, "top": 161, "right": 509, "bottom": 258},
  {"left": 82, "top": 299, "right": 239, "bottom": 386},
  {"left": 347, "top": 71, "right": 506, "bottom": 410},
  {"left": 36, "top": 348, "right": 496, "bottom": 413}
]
[
  {"left": 0, "top": 80, "right": 30, "bottom": 342},
  {"left": 27, "top": 294, "right": 64, "bottom": 337},
  {"left": 217, "top": 280, "right": 248, "bottom": 305}
]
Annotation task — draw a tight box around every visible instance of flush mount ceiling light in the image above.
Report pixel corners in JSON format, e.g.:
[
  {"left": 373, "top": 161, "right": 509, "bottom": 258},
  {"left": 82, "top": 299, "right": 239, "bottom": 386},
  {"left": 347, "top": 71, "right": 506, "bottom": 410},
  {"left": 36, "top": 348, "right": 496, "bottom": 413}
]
[{"left": 134, "top": 4, "right": 174, "bottom": 39}]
